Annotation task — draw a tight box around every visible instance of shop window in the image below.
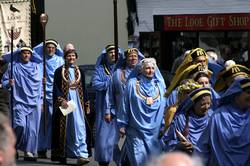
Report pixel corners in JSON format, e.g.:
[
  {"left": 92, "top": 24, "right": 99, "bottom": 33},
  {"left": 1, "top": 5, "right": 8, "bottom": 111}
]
[{"left": 139, "top": 32, "right": 161, "bottom": 66}]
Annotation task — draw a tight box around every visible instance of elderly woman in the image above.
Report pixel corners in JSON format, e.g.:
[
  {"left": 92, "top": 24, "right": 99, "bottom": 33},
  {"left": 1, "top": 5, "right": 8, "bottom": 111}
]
[
  {"left": 162, "top": 87, "right": 213, "bottom": 154},
  {"left": 117, "top": 58, "right": 166, "bottom": 166},
  {"left": 196, "top": 78, "right": 250, "bottom": 166}
]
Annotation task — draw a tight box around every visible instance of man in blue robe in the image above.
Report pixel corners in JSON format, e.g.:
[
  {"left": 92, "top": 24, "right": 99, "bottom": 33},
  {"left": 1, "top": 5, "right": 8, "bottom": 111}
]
[
  {"left": 1, "top": 46, "right": 42, "bottom": 161},
  {"left": 33, "top": 39, "right": 64, "bottom": 158},
  {"left": 92, "top": 45, "right": 123, "bottom": 166},
  {"left": 117, "top": 58, "right": 166, "bottom": 166},
  {"left": 195, "top": 78, "right": 250, "bottom": 166},
  {"left": 162, "top": 87, "right": 213, "bottom": 154},
  {"left": 51, "top": 43, "right": 91, "bottom": 166},
  {"left": 105, "top": 48, "right": 144, "bottom": 165}
]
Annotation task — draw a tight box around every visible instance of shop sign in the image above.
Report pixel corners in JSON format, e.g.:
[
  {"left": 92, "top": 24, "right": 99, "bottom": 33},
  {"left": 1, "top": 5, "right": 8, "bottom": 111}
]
[{"left": 163, "top": 13, "right": 250, "bottom": 31}]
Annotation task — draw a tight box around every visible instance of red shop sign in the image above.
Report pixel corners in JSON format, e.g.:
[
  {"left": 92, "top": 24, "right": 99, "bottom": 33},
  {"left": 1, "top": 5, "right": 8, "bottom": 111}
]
[{"left": 163, "top": 13, "right": 250, "bottom": 31}]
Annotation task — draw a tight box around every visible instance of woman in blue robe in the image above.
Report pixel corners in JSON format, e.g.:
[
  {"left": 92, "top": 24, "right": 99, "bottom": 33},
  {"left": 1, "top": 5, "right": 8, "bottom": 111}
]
[
  {"left": 92, "top": 45, "right": 123, "bottom": 166},
  {"left": 51, "top": 44, "right": 91, "bottom": 166},
  {"left": 195, "top": 78, "right": 250, "bottom": 166},
  {"left": 162, "top": 87, "right": 213, "bottom": 154},
  {"left": 1, "top": 47, "right": 42, "bottom": 161},
  {"left": 33, "top": 39, "right": 64, "bottom": 157},
  {"left": 117, "top": 58, "right": 166, "bottom": 166}
]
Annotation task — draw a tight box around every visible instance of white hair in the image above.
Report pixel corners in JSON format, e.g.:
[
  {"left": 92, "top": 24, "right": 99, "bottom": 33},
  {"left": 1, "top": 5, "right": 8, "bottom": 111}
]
[
  {"left": 140, "top": 58, "right": 157, "bottom": 72},
  {"left": 224, "top": 60, "right": 236, "bottom": 69},
  {"left": 206, "top": 51, "right": 218, "bottom": 62}
]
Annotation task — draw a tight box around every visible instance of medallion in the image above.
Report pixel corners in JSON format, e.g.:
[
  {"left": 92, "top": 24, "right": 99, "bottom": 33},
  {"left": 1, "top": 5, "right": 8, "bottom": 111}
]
[{"left": 146, "top": 97, "right": 154, "bottom": 105}]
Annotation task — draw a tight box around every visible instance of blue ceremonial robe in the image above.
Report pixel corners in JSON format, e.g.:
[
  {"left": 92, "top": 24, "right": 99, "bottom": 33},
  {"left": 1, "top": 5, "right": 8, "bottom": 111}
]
[
  {"left": 162, "top": 109, "right": 212, "bottom": 152},
  {"left": 92, "top": 63, "right": 119, "bottom": 162},
  {"left": 106, "top": 67, "right": 133, "bottom": 117},
  {"left": 51, "top": 65, "right": 91, "bottom": 159},
  {"left": 195, "top": 103, "right": 250, "bottom": 166},
  {"left": 117, "top": 75, "right": 166, "bottom": 166},
  {"left": 34, "top": 50, "right": 64, "bottom": 151},
  {"left": 1, "top": 56, "right": 42, "bottom": 154}
]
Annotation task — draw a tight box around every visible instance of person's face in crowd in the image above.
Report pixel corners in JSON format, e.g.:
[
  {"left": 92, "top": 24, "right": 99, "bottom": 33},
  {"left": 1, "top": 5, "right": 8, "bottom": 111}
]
[
  {"left": 0, "top": 125, "right": 16, "bottom": 166},
  {"left": 235, "top": 89, "right": 250, "bottom": 110},
  {"left": 46, "top": 43, "right": 56, "bottom": 56},
  {"left": 20, "top": 50, "right": 31, "bottom": 63},
  {"left": 126, "top": 51, "right": 138, "bottom": 68},
  {"left": 197, "top": 76, "right": 210, "bottom": 87},
  {"left": 65, "top": 52, "right": 77, "bottom": 65},
  {"left": 193, "top": 95, "right": 211, "bottom": 117},
  {"left": 107, "top": 49, "right": 116, "bottom": 64},
  {"left": 196, "top": 56, "right": 206, "bottom": 67},
  {"left": 142, "top": 63, "right": 155, "bottom": 78}
]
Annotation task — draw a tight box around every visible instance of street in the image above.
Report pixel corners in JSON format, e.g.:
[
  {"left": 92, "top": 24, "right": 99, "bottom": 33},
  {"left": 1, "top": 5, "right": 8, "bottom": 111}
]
[{"left": 16, "top": 150, "right": 115, "bottom": 166}]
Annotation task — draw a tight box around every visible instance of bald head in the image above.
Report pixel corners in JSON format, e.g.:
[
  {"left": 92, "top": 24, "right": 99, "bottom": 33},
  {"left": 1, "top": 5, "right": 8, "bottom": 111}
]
[{"left": 147, "top": 152, "right": 203, "bottom": 166}]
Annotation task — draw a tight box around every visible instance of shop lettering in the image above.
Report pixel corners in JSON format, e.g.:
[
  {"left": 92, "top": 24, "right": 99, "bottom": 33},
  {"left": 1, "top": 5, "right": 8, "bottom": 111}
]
[
  {"left": 165, "top": 17, "right": 182, "bottom": 27},
  {"left": 185, "top": 17, "right": 204, "bottom": 27},
  {"left": 229, "top": 16, "right": 249, "bottom": 26},
  {"left": 207, "top": 16, "right": 225, "bottom": 28},
  {"left": 7, "top": 15, "right": 21, "bottom": 20}
]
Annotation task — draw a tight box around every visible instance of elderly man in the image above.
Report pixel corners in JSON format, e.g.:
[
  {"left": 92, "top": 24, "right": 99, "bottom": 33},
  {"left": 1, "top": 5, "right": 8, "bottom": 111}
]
[{"left": 33, "top": 39, "right": 64, "bottom": 158}]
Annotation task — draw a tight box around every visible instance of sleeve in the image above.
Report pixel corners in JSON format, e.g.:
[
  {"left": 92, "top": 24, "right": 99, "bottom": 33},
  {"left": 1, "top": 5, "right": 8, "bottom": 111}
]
[
  {"left": 80, "top": 68, "right": 90, "bottom": 111},
  {"left": 92, "top": 66, "right": 111, "bottom": 91},
  {"left": 104, "top": 74, "right": 116, "bottom": 115},
  {"left": 117, "top": 81, "right": 131, "bottom": 129},
  {"left": 52, "top": 67, "right": 65, "bottom": 108},
  {"left": 32, "top": 42, "right": 45, "bottom": 63},
  {"left": 161, "top": 120, "right": 179, "bottom": 152}
]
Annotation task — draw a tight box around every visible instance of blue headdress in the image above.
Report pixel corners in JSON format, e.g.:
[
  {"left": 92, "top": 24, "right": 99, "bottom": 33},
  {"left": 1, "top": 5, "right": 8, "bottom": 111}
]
[
  {"left": 127, "top": 58, "right": 166, "bottom": 89},
  {"left": 95, "top": 45, "right": 123, "bottom": 67},
  {"left": 114, "top": 48, "right": 144, "bottom": 70},
  {"left": 32, "top": 40, "right": 63, "bottom": 62},
  {"left": 1, "top": 46, "right": 39, "bottom": 62},
  {"left": 219, "top": 77, "right": 250, "bottom": 105}
]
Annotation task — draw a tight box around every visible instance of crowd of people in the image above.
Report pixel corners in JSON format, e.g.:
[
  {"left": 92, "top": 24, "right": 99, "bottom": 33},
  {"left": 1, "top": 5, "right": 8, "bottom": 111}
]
[{"left": 0, "top": 42, "right": 249, "bottom": 166}]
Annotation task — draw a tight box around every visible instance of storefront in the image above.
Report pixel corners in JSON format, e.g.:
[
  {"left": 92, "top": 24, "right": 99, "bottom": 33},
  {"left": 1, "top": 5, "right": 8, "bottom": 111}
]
[{"left": 139, "top": 13, "right": 250, "bottom": 71}]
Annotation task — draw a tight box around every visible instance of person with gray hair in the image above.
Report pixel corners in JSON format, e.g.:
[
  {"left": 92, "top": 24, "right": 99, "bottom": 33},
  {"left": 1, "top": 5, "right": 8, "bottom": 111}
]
[
  {"left": 147, "top": 152, "right": 204, "bottom": 166},
  {"left": 0, "top": 112, "right": 16, "bottom": 166},
  {"left": 117, "top": 58, "right": 166, "bottom": 166}
]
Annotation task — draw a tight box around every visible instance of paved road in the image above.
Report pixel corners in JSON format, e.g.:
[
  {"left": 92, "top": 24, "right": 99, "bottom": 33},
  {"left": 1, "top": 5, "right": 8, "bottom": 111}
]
[{"left": 16, "top": 150, "right": 115, "bottom": 166}]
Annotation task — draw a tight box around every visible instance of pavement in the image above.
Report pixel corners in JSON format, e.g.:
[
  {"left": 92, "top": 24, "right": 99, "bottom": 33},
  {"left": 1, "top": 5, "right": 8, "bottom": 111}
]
[{"left": 16, "top": 150, "right": 115, "bottom": 166}]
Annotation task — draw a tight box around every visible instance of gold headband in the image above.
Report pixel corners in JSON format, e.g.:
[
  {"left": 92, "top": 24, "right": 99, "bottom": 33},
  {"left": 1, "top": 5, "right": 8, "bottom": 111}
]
[{"left": 190, "top": 90, "right": 211, "bottom": 101}]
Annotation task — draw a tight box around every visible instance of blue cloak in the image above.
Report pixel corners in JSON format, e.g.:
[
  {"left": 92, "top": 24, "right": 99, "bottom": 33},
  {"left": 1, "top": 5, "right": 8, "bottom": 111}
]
[
  {"left": 195, "top": 78, "right": 250, "bottom": 166},
  {"left": 117, "top": 61, "right": 166, "bottom": 166},
  {"left": 1, "top": 52, "right": 42, "bottom": 154}
]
